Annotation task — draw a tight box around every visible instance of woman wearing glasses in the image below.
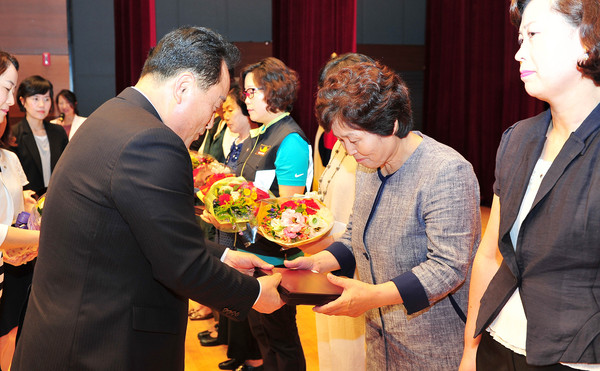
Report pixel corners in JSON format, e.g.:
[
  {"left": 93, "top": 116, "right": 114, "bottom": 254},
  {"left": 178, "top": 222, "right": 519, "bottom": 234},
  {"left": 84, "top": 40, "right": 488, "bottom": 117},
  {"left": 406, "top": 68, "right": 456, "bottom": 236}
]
[
  {"left": 205, "top": 57, "right": 310, "bottom": 371},
  {"left": 239, "top": 57, "right": 310, "bottom": 371}
]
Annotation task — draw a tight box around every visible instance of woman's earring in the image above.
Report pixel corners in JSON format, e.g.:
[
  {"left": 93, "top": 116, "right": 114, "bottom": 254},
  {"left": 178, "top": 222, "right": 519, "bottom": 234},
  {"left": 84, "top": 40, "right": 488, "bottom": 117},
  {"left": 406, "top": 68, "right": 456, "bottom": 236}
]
[{"left": 583, "top": 51, "right": 590, "bottom": 61}]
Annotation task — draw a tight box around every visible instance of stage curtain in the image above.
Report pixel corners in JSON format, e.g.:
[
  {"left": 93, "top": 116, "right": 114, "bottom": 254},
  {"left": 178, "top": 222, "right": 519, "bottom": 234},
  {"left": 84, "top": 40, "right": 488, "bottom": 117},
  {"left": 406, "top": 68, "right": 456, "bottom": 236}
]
[
  {"left": 272, "top": 0, "right": 357, "bottom": 145},
  {"left": 424, "top": 1, "right": 545, "bottom": 205},
  {"left": 114, "top": 0, "right": 156, "bottom": 93}
]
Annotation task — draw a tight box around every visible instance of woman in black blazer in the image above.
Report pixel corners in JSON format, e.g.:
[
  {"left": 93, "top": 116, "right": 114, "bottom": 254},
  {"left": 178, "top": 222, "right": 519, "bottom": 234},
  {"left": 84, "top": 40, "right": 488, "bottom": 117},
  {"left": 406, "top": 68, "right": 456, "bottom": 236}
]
[{"left": 11, "top": 75, "right": 68, "bottom": 197}]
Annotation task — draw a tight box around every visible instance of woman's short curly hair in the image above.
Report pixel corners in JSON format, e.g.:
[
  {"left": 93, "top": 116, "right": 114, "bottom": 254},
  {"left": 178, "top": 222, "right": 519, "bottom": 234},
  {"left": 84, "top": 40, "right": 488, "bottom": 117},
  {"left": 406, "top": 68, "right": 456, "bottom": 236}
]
[
  {"left": 315, "top": 61, "right": 413, "bottom": 139},
  {"left": 240, "top": 57, "right": 299, "bottom": 113},
  {"left": 510, "top": 0, "right": 600, "bottom": 85}
]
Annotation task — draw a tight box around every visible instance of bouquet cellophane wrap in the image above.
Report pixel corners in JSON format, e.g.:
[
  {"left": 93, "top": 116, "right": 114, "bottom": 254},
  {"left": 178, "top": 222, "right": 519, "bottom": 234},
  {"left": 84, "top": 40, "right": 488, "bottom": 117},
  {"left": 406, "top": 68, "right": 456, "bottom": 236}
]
[
  {"left": 203, "top": 176, "right": 271, "bottom": 233},
  {"left": 255, "top": 196, "right": 334, "bottom": 249},
  {"left": 27, "top": 194, "right": 45, "bottom": 231},
  {"left": 190, "top": 151, "right": 232, "bottom": 189},
  {"left": 196, "top": 173, "right": 235, "bottom": 201}
]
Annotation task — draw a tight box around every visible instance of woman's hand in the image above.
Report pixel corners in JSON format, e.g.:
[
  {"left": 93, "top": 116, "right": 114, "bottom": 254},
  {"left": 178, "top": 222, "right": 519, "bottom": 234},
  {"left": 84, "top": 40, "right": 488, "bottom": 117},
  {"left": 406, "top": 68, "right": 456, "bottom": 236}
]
[
  {"left": 284, "top": 250, "right": 342, "bottom": 274},
  {"left": 458, "top": 346, "right": 478, "bottom": 371},
  {"left": 294, "top": 232, "right": 335, "bottom": 255},
  {"left": 284, "top": 255, "right": 317, "bottom": 271},
  {"left": 2, "top": 228, "right": 39, "bottom": 265},
  {"left": 23, "top": 190, "right": 37, "bottom": 212},
  {"left": 313, "top": 276, "right": 401, "bottom": 317},
  {"left": 312, "top": 274, "right": 387, "bottom": 317},
  {"left": 3, "top": 248, "right": 37, "bottom": 266}
]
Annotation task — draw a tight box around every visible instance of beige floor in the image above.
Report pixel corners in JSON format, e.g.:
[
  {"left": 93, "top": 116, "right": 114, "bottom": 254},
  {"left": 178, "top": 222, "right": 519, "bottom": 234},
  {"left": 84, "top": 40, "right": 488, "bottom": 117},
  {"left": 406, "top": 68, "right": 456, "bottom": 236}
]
[
  {"left": 184, "top": 306, "right": 318, "bottom": 371},
  {"left": 184, "top": 207, "right": 491, "bottom": 370}
]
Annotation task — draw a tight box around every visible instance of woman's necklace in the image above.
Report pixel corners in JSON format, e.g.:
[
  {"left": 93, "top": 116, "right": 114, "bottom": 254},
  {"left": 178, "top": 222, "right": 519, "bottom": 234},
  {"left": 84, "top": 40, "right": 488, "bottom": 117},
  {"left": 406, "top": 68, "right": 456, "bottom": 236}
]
[{"left": 318, "top": 148, "right": 348, "bottom": 200}]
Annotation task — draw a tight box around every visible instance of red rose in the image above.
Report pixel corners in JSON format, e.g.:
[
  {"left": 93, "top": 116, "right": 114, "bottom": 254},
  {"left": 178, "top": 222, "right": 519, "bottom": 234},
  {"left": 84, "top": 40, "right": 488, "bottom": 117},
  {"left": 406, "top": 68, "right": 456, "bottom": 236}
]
[
  {"left": 281, "top": 200, "right": 298, "bottom": 209},
  {"left": 304, "top": 206, "right": 317, "bottom": 215},
  {"left": 300, "top": 199, "right": 319, "bottom": 214},
  {"left": 302, "top": 199, "right": 320, "bottom": 210},
  {"left": 218, "top": 193, "right": 232, "bottom": 205}
]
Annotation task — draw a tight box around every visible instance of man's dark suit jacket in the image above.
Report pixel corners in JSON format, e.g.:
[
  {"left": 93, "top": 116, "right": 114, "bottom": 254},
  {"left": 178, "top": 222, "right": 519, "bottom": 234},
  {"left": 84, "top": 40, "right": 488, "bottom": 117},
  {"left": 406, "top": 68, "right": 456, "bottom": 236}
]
[
  {"left": 12, "top": 88, "right": 260, "bottom": 371},
  {"left": 11, "top": 118, "right": 68, "bottom": 196}
]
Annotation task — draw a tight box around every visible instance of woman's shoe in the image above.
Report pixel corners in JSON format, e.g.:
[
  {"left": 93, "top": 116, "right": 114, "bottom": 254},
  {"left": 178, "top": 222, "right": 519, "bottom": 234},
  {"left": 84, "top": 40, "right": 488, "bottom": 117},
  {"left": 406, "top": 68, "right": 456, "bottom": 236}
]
[
  {"left": 199, "top": 333, "right": 224, "bottom": 347},
  {"left": 218, "top": 358, "right": 243, "bottom": 370},
  {"left": 196, "top": 330, "right": 210, "bottom": 339}
]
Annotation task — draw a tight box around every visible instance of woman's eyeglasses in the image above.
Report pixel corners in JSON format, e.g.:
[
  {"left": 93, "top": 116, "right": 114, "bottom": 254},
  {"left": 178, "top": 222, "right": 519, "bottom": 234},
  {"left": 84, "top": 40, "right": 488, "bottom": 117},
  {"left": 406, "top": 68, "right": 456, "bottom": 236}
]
[{"left": 243, "top": 88, "right": 262, "bottom": 99}]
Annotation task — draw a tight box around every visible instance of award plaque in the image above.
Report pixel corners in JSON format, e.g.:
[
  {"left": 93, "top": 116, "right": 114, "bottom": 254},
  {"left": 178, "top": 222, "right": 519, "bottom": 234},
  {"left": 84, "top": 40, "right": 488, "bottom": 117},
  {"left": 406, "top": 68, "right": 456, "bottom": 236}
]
[{"left": 255, "top": 268, "right": 342, "bottom": 306}]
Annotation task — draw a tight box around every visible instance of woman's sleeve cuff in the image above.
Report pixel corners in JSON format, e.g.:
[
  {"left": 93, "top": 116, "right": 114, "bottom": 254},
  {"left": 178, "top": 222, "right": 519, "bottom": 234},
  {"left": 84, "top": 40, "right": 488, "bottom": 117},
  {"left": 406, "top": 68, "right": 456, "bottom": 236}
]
[
  {"left": 392, "top": 271, "right": 430, "bottom": 314},
  {"left": 325, "top": 242, "right": 355, "bottom": 278}
]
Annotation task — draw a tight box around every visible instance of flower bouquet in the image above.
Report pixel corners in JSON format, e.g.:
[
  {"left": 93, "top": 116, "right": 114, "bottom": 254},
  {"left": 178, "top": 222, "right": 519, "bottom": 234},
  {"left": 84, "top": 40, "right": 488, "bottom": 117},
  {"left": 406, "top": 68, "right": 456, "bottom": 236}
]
[
  {"left": 3, "top": 195, "right": 44, "bottom": 265},
  {"left": 255, "top": 196, "right": 334, "bottom": 249},
  {"left": 189, "top": 151, "right": 231, "bottom": 189},
  {"left": 196, "top": 173, "right": 236, "bottom": 200},
  {"left": 27, "top": 194, "right": 45, "bottom": 231},
  {"left": 202, "top": 176, "right": 271, "bottom": 232}
]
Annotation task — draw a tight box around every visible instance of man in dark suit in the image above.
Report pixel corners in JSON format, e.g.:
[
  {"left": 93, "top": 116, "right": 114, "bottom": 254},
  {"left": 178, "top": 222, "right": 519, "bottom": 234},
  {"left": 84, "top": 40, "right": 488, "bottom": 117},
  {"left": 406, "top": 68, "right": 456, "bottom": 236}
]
[{"left": 11, "top": 26, "right": 284, "bottom": 371}]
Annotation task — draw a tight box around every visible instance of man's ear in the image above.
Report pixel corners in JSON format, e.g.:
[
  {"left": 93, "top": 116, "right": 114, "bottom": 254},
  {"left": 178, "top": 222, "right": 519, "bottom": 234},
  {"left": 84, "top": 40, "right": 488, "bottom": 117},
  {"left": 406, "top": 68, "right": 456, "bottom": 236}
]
[{"left": 173, "top": 72, "right": 195, "bottom": 105}]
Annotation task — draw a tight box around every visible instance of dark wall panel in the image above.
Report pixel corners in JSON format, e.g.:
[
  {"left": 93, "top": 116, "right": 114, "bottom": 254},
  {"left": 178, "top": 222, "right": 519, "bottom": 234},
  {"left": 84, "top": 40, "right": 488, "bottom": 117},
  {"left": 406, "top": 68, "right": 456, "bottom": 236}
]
[
  {"left": 69, "top": 0, "right": 426, "bottom": 119},
  {"left": 70, "top": 0, "right": 115, "bottom": 116},
  {"left": 357, "top": 0, "right": 425, "bottom": 45},
  {"left": 155, "top": 0, "right": 271, "bottom": 41}
]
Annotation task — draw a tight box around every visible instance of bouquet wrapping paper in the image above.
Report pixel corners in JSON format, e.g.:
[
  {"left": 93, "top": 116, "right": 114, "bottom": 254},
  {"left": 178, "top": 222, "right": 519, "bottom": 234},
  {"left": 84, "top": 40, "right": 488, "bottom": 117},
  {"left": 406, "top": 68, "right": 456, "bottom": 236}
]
[
  {"left": 255, "top": 196, "right": 334, "bottom": 249},
  {"left": 189, "top": 151, "right": 231, "bottom": 189},
  {"left": 27, "top": 194, "right": 45, "bottom": 231},
  {"left": 203, "top": 176, "right": 271, "bottom": 232},
  {"left": 196, "top": 173, "right": 236, "bottom": 201}
]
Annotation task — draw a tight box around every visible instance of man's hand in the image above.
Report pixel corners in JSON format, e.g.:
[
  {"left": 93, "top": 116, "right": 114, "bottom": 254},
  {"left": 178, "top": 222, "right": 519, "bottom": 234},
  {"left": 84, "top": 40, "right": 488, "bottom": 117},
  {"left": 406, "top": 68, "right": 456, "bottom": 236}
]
[
  {"left": 223, "top": 249, "right": 274, "bottom": 276},
  {"left": 252, "top": 273, "right": 285, "bottom": 314}
]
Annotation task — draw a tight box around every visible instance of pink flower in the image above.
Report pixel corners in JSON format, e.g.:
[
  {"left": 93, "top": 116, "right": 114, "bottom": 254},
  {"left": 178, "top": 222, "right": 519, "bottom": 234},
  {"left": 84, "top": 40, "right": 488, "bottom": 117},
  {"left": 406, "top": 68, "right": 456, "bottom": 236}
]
[
  {"left": 283, "top": 229, "right": 298, "bottom": 239},
  {"left": 288, "top": 223, "right": 304, "bottom": 233},
  {"left": 280, "top": 209, "right": 297, "bottom": 225}
]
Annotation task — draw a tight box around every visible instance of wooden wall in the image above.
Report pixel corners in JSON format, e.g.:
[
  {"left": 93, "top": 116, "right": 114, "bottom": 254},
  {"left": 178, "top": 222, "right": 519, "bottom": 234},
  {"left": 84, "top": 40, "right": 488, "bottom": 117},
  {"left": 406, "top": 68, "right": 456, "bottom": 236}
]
[
  {"left": 233, "top": 41, "right": 273, "bottom": 76},
  {"left": 0, "top": 0, "right": 71, "bottom": 125}
]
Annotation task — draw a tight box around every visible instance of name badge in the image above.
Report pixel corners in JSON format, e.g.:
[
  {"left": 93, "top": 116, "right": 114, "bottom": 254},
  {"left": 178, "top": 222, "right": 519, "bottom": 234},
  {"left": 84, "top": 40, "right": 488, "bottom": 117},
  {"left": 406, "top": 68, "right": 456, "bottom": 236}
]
[{"left": 255, "top": 144, "right": 271, "bottom": 156}]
